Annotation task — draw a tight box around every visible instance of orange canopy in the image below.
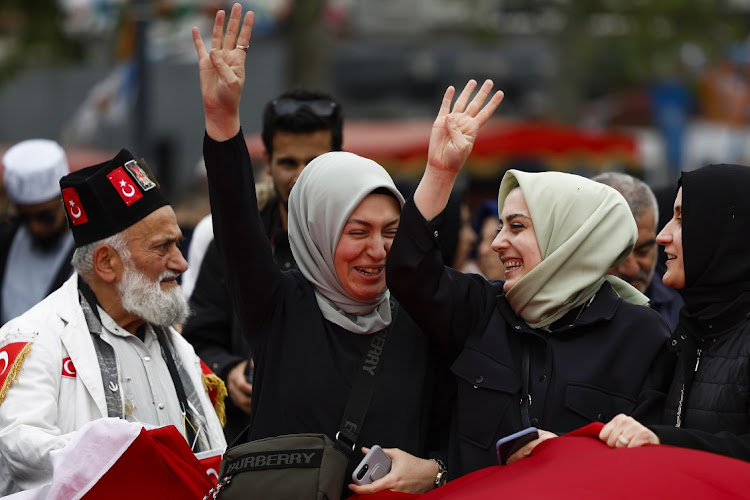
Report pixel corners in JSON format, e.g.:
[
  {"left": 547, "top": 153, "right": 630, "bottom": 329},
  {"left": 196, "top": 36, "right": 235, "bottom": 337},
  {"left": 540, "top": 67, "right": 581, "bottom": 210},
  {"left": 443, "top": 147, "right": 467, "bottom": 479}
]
[{"left": 244, "top": 119, "right": 639, "bottom": 181}]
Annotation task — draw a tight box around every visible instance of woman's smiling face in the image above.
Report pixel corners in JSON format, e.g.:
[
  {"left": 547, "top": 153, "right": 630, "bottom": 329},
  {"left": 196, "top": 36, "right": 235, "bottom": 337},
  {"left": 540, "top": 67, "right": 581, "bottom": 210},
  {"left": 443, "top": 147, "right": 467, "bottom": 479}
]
[
  {"left": 334, "top": 193, "right": 400, "bottom": 301},
  {"left": 492, "top": 187, "right": 543, "bottom": 293}
]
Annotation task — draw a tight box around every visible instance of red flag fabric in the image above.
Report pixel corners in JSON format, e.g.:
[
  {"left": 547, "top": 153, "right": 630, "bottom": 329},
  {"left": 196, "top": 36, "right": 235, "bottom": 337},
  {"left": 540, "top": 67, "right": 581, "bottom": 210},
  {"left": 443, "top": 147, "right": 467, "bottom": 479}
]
[
  {"left": 352, "top": 423, "right": 750, "bottom": 500},
  {"left": 3, "top": 419, "right": 216, "bottom": 500},
  {"left": 196, "top": 449, "right": 223, "bottom": 486},
  {"left": 83, "top": 424, "right": 213, "bottom": 499}
]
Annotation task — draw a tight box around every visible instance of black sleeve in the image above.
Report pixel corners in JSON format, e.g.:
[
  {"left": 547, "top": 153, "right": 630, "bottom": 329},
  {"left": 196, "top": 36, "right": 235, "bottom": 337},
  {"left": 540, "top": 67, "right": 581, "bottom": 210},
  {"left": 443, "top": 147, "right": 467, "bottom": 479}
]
[
  {"left": 203, "top": 131, "right": 292, "bottom": 351},
  {"left": 182, "top": 240, "right": 248, "bottom": 380},
  {"left": 425, "top": 347, "right": 455, "bottom": 467},
  {"left": 386, "top": 199, "right": 498, "bottom": 362},
  {"left": 650, "top": 425, "right": 750, "bottom": 462},
  {"left": 630, "top": 341, "right": 676, "bottom": 425}
]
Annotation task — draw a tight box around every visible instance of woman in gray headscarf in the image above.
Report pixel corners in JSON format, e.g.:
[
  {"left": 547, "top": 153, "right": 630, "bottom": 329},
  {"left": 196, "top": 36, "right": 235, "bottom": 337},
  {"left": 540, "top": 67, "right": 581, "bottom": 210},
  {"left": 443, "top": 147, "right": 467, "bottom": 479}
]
[
  {"left": 193, "top": 4, "right": 504, "bottom": 494},
  {"left": 385, "top": 80, "right": 673, "bottom": 478},
  {"left": 287, "top": 151, "right": 402, "bottom": 335}
]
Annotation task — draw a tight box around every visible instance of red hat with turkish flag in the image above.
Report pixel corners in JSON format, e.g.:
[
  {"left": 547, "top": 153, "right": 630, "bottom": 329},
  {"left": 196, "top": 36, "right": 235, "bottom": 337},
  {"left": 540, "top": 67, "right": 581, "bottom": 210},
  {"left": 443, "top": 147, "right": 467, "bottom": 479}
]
[{"left": 58, "top": 149, "right": 169, "bottom": 247}]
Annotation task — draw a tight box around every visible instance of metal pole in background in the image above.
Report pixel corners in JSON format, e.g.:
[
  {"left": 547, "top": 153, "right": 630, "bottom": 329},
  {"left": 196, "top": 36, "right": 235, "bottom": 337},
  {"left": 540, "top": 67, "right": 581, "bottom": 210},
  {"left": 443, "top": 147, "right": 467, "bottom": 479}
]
[
  {"left": 132, "top": 0, "right": 151, "bottom": 168},
  {"left": 288, "top": 0, "right": 327, "bottom": 89}
]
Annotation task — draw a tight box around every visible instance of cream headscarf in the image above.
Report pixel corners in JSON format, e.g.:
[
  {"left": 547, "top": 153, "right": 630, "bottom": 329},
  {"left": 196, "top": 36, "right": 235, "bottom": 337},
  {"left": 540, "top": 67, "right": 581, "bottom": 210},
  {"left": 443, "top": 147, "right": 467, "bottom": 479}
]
[
  {"left": 287, "top": 151, "right": 405, "bottom": 334},
  {"left": 498, "top": 169, "right": 648, "bottom": 330}
]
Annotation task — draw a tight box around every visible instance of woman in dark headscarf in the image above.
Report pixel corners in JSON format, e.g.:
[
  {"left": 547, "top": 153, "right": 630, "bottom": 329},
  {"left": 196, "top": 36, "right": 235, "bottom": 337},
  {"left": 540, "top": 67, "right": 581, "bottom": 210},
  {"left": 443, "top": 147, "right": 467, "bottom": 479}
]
[{"left": 600, "top": 163, "right": 750, "bottom": 461}]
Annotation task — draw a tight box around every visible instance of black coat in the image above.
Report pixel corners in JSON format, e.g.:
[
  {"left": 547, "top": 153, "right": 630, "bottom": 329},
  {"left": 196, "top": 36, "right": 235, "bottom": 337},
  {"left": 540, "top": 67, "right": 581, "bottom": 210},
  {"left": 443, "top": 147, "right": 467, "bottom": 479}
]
[
  {"left": 182, "top": 240, "right": 251, "bottom": 442},
  {"left": 203, "top": 132, "right": 451, "bottom": 491},
  {"left": 650, "top": 306, "right": 750, "bottom": 459},
  {"left": 182, "top": 196, "right": 293, "bottom": 443},
  {"left": 387, "top": 200, "right": 672, "bottom": 478}
]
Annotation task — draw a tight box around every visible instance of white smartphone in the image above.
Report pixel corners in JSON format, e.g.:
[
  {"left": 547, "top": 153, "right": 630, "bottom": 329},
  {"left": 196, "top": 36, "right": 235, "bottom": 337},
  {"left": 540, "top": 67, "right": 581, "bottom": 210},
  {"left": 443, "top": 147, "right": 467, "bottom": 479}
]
[
  {"left": 352, "top": 445, "right": 392, "bottom": 485},
  {"left": 496, "top": 427, "right": 539, "bottom": 465}
]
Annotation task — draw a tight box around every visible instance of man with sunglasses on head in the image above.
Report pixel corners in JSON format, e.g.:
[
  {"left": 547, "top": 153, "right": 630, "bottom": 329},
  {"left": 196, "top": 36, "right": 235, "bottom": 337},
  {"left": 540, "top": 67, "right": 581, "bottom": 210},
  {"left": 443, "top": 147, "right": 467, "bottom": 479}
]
[
  {"left": 182, "top": 88, "right": 343, "bottom": 442},
  {"left": 0, "top": 139, "right": 75, "bottom": 325}
]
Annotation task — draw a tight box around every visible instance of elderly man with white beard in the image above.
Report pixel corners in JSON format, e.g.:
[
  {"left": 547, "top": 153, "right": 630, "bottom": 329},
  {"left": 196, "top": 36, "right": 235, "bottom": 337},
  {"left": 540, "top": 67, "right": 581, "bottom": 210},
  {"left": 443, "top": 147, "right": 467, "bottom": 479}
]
[{"left": 0, "top": 150, "right": 226, "bottom": 495}]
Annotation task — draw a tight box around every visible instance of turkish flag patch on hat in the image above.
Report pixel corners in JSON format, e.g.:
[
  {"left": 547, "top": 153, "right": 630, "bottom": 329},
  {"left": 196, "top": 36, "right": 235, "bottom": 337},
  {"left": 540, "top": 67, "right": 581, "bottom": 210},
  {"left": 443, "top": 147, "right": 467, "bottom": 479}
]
[
  {"left": 107, "top": 166, "right": 143, "bottom": 206},
  {"left": 62, "top": 187, "right": 89, "bottom": 225}
]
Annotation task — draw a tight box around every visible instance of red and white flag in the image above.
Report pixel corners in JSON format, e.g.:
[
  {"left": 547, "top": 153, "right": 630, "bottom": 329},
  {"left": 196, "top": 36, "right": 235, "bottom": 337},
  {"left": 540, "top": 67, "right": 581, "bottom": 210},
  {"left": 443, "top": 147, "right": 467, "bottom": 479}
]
[
  {"left": 107, "top": 166, "right": 143, "bottom": 206},
  {"left": 61, "top": 187, "right": 89, "bottom": 226},
  {"left": 5, "top": 419, "right": 218, "bottom": 500},
  {"left": 0, "top": 337, "right": 33, "bottom": 406}
]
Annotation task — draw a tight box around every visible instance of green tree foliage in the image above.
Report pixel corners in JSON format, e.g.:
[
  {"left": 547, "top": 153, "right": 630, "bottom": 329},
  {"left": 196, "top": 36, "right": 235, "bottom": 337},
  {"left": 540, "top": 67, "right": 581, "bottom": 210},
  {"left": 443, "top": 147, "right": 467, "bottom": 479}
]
[
  {"left": 539, "top": 0, "right": 745, "bottom": 121},
  {"left": 460, "top": 0, "right": 744, "bottom": 121},
  {"left": 0, "top": 0, "right": 84, "bottom": 87}
]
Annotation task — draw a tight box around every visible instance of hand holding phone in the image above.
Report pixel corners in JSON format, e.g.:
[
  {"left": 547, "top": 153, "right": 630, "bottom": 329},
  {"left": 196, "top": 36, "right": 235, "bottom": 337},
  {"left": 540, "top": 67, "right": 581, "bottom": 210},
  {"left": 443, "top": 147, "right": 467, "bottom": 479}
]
[
  {"left": 496, "top": 427, "right": 539, "bottom": 465},
  {"left": 352, "top": 445, "right": 392, "bottom": 485}
]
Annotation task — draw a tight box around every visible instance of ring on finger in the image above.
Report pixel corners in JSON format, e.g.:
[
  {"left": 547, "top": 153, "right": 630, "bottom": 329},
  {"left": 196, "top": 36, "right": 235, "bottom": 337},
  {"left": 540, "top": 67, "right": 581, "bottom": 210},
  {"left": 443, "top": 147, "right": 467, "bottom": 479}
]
[
  {"left": 617, "top": 435, "right": 630, "bottom": 446},
  {"left": 236, "top": 44, "right": 249, "bottom": 51}
]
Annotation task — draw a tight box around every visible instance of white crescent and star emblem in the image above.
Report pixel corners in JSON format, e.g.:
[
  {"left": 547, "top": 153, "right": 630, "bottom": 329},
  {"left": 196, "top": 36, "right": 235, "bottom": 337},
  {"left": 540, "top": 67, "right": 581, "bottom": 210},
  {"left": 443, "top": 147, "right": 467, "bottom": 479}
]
[
  {"left": 0, "top": 351, "right": 8, "bottom": 376},
  {"left": 119, "top": 179, "right": 136, "bottom": 198},
  {"left": 63, "top": 358, "right": 75, "bottom": 375},
  {"left": 62, "top": 188, "right": 88, "bottom": 224},
  {"left": 206, "top": 468, "right": 219, "bottom": 481},
  {"left": 67, "top": 199, "right": 82, "bottom": 219}
]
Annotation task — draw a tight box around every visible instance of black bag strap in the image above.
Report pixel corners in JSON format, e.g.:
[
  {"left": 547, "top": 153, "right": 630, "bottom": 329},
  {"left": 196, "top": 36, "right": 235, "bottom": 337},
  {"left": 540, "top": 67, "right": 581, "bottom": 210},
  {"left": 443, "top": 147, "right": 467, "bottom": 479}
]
[
  {"left": 154, "top": 326, "right": 199, "bottom": 451},
  {"left": 334, "top": 299, "right": 399, "bottom": 457},
  {"left": 520, "top": 337, "right": 531, "bottom": 428},
  {"left": 226, "top": 300, "right": 399, "bottom": 456}
]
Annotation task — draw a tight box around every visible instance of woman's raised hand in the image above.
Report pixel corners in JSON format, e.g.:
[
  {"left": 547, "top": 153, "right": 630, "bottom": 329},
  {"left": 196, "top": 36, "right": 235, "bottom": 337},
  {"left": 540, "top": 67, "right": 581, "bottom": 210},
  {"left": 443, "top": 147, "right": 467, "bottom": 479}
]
[
  {"left": 192, "top": 3, "right": 254, "bottom": 141},
  {"left": 426, "top": 79, "right": 504, "bottom": 177},
  {"left": 413, "top": 80, "right": 504, "bottom": 220}
]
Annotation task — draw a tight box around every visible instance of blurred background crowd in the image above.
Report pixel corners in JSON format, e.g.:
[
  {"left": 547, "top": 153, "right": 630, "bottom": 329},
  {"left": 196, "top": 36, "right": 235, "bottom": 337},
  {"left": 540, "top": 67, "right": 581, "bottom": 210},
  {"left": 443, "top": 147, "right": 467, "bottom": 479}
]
[{"left": 1, "top": 0, "right": 750, "bottom": 234}]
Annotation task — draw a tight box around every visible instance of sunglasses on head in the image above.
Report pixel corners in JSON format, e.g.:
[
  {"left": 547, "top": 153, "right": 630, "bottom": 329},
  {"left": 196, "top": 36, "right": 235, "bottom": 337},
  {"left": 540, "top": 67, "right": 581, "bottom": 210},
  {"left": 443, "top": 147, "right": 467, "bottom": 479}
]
[
  {"left": 19, "top": 208, "right": 58, "bottom": 226},
  {"left": 271, "top": 98, "right": 338, "bottom": 118}
]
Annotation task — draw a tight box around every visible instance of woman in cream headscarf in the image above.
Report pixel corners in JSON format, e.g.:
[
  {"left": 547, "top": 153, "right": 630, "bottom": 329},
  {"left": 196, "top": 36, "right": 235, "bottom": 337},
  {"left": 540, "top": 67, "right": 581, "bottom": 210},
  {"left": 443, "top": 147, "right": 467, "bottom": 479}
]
[
  {"left": 193, "top": 4, "right": 505, "bottom": 495},
  {"left": 386, "top": 79, "right": 672, "bottom": 479}
]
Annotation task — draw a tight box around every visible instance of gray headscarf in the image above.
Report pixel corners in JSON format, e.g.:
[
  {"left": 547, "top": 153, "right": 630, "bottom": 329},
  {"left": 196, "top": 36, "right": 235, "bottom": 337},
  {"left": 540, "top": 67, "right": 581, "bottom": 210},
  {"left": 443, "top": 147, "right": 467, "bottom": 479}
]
[{"left": 287, "top": 151, "right": 405, "bottom": 334}]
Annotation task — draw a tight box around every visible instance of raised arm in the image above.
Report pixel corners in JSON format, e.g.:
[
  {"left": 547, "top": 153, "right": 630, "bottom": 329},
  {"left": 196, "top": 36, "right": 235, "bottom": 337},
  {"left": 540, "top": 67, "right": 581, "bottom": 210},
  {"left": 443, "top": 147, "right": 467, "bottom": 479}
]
[
  {"left": 386, "top": 82, "right": 505, "bottom": 359},
  {"left": 191, "top": 6, "right": 282, "bottom": 343},
  {"left": 413, "top": 80, "right": 504, "bottom": 220},
  {"left": 192, "top": 3, "right": 254, "bottom": 141}
]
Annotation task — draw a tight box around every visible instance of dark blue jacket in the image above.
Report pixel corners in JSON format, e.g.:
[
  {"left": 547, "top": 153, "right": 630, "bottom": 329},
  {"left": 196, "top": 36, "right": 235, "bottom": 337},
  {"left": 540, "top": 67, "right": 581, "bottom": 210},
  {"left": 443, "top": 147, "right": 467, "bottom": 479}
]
[{"left": 387, "top": 199, "right": 673, "bottom": 478}]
